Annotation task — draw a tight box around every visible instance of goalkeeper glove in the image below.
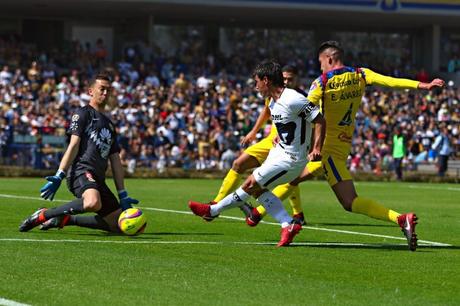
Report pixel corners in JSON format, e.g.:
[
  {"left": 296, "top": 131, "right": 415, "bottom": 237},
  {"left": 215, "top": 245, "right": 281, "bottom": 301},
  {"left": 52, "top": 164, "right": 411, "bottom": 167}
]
[
  {"left": 118, "top": 190, "right": 139, "bottom": 211},
  {"left": 40, "top": 170, "right": 66, "bottom": 201}
]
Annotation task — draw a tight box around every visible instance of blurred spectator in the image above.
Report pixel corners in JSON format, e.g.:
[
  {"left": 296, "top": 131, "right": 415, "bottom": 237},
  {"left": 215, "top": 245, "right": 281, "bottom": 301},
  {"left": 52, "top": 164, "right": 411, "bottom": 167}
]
[
  {"left": 0, "top": 34, "right": 458, "bottom": 177},
  {"left": 416, "top": 68, "right": 429, "bottom": 83},
  {"left": 447, "top": 54, "right": 458, "bottom": 73},
  {"left": 392, "top": 126, "right": 406, "bottom": 181},
  {"left": 94, "top": 38, "right": 108, "bottom": 66},
  {"left": 0, "top": 65, "right": 12, "bottom": 85},
  {"left": 431, "top": 124, "right": 452, "bottom": 177},
  {"left": 220, "top": 147, "right": 236, "bottom": 170}
]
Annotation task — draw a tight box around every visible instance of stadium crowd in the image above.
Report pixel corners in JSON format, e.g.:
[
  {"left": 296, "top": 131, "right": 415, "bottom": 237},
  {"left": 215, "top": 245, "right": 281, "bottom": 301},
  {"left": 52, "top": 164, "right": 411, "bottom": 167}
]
[{"left": 0, "top": 32, "right": 459, "bottom": 176}]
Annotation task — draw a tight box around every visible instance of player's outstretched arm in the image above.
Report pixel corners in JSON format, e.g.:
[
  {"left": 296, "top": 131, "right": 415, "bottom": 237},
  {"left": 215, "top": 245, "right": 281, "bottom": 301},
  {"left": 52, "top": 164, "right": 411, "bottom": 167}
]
[
  {"left": 240, "top": 104, "right": 271, "bottom": 147},
  {"left": 40, "top": 135, "right": 81, "bottom": 201},
  {"left": 417, "top": 78, "right": 445, "bottom": 90},
  {"left": 109, "top": 152, "right": 139, "bottom": 210},
  {"left": 362, "top": 68, "right": 420, "bottom": 89}
]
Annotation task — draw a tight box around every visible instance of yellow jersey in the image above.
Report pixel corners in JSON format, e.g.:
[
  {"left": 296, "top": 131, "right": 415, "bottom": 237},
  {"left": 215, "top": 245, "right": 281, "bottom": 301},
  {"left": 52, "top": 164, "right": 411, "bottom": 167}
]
[{"left": 307, "top": 67, "right": 419, "bottom": 157}]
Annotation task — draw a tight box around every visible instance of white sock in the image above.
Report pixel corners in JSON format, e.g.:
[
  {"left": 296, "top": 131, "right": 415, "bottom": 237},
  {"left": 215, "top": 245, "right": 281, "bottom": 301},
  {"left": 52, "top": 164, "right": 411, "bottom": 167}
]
[
  {"left": 210, "top": 187, "right": 250, "bottom": 216},
  {"left": 257, "top": 191, "right": 292, "bottom": 227}
]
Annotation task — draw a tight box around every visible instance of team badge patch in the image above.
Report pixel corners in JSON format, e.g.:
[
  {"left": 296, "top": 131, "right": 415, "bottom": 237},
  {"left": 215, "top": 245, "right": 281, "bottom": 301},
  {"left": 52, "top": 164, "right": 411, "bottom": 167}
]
[
  {"left": 69, "top": 114, "right": 80, "bottom": 131},
  {"left": 85, "top": 171, "right": 96, "bottom": 182}
]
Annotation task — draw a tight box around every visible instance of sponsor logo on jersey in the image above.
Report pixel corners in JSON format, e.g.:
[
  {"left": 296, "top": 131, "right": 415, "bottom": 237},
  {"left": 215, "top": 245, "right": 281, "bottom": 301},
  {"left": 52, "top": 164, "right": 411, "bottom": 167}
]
[
  {"left": 271, "top": 114, "right": 283, "bottom": 122},
  {"left": 86, "top": 126, "right": 112, "bottom": 159},
  {"left": 328, "top": 78, "right": 360, "bottom": 89}
]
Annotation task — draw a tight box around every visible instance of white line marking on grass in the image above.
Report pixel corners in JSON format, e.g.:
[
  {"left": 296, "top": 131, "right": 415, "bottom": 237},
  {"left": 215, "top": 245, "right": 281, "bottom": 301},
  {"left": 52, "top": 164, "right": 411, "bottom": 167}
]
[
  {"left": 354, "top": 182, "right": 460, "bottom": 192},
  {"left": 141, "top": 207, "right": 452, "bottom": 247},
  {"left": 0, "top": 297, "right": 32, "bottom": 306},
  {"left": 407, "top": 185, "right": 460, "bottom": 192},
  {"left": 1, "top": 193, "right": 451, "bottom": 247},
  {"left": 0, "top": 194, "right": 67, "bottom": 203},
  {"left": 0, "top": 238, "right": 444, "bottom": 248}
]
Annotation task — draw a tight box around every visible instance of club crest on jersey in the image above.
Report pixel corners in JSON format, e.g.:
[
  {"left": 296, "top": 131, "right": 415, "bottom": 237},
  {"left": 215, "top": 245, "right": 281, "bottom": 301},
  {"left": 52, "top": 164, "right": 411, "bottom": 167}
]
[
  {"left": 71, "top": 114, "right": 79, "bottom": 122},
  {"left": 85, "top": 171, "right": 96, "bottom": 182}
]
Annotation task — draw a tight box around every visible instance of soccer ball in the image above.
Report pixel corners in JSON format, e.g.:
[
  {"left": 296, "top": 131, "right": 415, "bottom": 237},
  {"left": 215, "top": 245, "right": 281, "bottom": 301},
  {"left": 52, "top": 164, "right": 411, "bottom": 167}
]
[{"left": 118, "top": 208, "right": 147, "bottom": 235}]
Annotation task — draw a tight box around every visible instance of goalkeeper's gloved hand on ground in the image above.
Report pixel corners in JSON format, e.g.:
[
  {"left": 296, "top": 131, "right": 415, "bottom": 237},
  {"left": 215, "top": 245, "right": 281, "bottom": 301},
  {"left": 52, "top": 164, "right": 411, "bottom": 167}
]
[
  {"left": 118, "top": 190, "right": 139, "bottom": 211},
  {"left": 40, "top": 170, "right": 66, "bottom": 201}
]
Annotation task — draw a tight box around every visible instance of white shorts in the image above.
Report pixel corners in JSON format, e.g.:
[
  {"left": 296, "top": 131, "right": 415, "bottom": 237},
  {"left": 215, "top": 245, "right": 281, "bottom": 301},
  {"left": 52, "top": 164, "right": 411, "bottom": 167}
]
[{"left": 252, "top": 148, "right": 306, "bottom": 190}]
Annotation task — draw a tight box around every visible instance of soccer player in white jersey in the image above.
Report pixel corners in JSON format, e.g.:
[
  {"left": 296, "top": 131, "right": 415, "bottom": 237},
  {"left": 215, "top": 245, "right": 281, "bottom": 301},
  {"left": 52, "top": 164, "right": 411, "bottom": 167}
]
[{"left": 188, "top": 61, "right": 326, "bottom": 247}]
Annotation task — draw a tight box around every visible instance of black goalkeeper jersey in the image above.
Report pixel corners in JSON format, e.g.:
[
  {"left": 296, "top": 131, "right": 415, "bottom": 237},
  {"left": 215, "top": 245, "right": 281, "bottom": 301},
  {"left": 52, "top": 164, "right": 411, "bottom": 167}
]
[{"left": 67, "top": 105, "right": 120, "bottom": 181}]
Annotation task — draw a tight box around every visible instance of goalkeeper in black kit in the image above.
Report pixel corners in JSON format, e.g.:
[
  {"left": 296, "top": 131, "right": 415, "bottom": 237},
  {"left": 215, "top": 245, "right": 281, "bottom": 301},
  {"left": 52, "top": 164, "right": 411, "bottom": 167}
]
[{"left": 19, "top": 73, "right": 139, "bottom": 233}]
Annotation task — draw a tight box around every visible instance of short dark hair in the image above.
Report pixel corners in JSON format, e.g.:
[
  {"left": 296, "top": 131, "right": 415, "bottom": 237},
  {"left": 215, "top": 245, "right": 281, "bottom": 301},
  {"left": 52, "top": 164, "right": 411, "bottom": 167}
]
[
  {"left": 282, "top": 64, "right": 298, "bottom": 75},
  {"left": 90, "top": 72, "right": 111, "bottom": 86},
  {"left": 318, "top": 40, "right": 344, "bottom": 60},
  {"left": 253, "top": 60, "right": 284, "bottom": 87}
]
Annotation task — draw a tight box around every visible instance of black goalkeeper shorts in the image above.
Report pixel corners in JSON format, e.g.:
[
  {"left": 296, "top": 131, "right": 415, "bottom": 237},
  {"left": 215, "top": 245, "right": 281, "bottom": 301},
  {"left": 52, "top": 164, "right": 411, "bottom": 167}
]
[{"left": 67, "top": 171, "right": 120, "bottom": 217}]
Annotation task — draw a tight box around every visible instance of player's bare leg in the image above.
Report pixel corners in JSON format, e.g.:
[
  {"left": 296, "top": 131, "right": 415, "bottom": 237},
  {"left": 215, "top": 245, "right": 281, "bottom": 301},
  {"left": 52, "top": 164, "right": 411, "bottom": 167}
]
[{"left": 330, "top": 180, "right": 357, "bottom": 211}]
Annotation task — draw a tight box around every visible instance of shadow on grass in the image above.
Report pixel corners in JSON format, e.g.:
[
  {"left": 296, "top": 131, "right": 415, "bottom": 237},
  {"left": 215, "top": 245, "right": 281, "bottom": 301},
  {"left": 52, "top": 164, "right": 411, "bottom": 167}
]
[
  {"left": 286, "top": 241, "right": 459, "bottom": 251},
  {"left": 151, "top": 232, "right": 224, "bottom": 236},
  {"left": 38, "top": 230, "right": 224, "bottom": 239}
]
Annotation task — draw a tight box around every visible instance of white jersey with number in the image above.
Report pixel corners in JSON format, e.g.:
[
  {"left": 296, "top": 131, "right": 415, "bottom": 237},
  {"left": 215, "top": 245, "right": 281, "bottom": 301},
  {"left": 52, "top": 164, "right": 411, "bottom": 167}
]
[
  {"left": 268, "top": 88, "right": 320, "bottom": 164},
  {"left": 253, "top": 88, "right": 320, "bottom": 190}
]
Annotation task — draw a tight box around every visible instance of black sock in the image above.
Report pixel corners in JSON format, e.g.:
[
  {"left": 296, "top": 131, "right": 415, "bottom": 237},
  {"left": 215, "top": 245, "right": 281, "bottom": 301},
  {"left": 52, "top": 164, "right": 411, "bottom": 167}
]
[
  {"left": 44, "top": 199, "right": 84, "bottom": 219},
  {"left": 67, "top": 215, "right": 111, "bottom": 232}
]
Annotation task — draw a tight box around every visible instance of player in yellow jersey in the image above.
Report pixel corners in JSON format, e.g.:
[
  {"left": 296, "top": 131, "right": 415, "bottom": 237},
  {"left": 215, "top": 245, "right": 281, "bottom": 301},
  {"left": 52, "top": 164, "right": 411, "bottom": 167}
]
[
  {"left": 211, "top": 65, "right": 315, "bottom": 224},
  {"left": 248, "top": 41, "right": 444, "bottom": 251}
]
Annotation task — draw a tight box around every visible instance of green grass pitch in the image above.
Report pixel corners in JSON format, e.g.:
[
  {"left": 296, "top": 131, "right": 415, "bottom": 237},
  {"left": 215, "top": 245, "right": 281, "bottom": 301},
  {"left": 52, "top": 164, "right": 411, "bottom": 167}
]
[{"left": 0, "top": 178, "right": 459, "bottom": 305}]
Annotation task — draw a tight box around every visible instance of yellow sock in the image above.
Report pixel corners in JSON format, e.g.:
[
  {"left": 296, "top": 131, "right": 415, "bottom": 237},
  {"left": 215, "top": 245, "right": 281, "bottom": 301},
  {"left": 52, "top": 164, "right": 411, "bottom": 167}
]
[
  {"left": 256, "top": 205, "right": 267, "bottom": 217},
  {"left": 351, "top": 197, "right": 400, "bottom": 224},
  {"left": 272, "top": 183, "right": 302, "bottom": 215},
  {"left": 272, "top": 183, "right": 293, "bottom": 201},
  {"left": 288, "top": 186, "right": 302, "bottom": 215},
  {"left": 213, "top": 169, "right": 242, "bottom": 202}
]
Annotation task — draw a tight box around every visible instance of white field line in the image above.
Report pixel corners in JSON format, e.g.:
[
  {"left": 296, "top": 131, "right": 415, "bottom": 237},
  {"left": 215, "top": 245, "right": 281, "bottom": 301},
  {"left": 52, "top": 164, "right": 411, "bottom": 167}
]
[
  {"left": 143, "top": 207, "right": 451, "bottom": 247},
  {"left": 0, "top": 297, "right": 32, "bottom": 306},
  {"left": 353, "top": 182, "right": 460, "bottom": 192},
  {"left": 0, "top": 193, "right": 451, "bottom": 247},
  {"left": 407, "top": 185, "right": 460, "bottom": 192},
  {"left": 0, "top": 238, "right": 443, "bottom": 248}
]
